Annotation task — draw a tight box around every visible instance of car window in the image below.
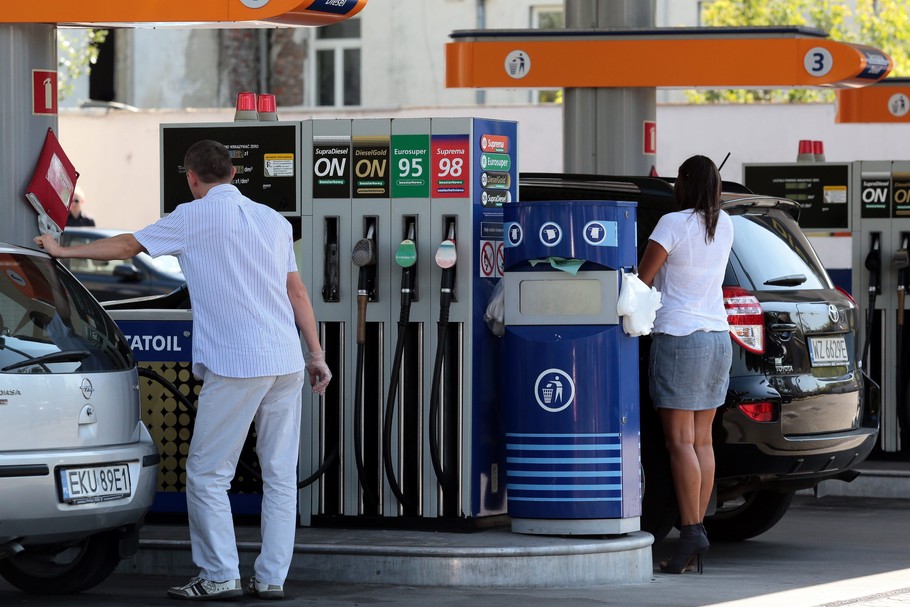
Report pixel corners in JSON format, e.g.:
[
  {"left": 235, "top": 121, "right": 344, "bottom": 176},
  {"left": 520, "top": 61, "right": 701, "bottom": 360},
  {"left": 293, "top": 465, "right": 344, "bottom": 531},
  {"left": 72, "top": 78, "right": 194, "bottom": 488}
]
[
  {"left": 140, "top": 252, "right": 183, "bottom": 278},
  {"left": 729, "top": 211, "right": 831, "bottom": 291},
  {"left": 61, "top": 234, "right": 133, "bottom": 277},
  {"left": 0, "top": 252, "right": 134, "bottom": 374}
]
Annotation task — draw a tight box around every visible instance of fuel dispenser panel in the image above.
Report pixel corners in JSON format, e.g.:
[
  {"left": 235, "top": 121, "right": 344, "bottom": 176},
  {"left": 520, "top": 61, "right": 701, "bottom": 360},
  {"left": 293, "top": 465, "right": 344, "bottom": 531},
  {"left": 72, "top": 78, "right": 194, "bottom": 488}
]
[{"left": 502, "top": 200, "right": 640, "bottom": 535}]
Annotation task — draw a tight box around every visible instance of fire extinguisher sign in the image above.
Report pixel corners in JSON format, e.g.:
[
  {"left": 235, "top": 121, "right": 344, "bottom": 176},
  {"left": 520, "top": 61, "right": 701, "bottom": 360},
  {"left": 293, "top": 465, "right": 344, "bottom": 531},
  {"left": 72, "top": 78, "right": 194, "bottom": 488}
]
[{"left": 32, "top": 70, "right": 57, "bottom": 116}]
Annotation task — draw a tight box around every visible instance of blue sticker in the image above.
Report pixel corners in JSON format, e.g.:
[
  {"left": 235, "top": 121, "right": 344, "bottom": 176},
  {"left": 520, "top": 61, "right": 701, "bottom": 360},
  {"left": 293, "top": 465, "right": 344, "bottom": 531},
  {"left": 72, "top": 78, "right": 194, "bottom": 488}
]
[
  {"left": 583, "top": 221, "right": 618, "bottom": 247},
  {"left": 306, "top": 0, "right": 358, "bottom": 15},
  {"left": 504, "top": 222, "right": 523, "bottom": 248},
  {"left": 539, "top": 221, "right": 562, "bottom": 247}
]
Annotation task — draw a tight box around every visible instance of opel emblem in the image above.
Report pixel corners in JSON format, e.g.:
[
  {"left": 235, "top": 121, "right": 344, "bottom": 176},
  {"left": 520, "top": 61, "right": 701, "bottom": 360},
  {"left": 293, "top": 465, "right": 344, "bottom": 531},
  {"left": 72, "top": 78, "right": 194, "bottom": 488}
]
[
  {"left": 828, "top": 304, "right": 840, "bottom": 323},
  {"left": 80, "top": 378, "right": 95, "bottom": 400}
]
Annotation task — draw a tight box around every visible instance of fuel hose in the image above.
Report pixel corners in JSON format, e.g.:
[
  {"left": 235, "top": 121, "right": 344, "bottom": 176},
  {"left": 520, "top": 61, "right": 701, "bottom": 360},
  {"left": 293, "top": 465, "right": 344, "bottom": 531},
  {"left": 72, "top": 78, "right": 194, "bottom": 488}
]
[
  {"left": 135, "top": 366, "right": 337, "bottom": 489},
  {"left": 428, "top": 237, "right": 457, "bottom": 501},
  {"left": 382, "top": 235, "right": 417, "bottom": 512}
]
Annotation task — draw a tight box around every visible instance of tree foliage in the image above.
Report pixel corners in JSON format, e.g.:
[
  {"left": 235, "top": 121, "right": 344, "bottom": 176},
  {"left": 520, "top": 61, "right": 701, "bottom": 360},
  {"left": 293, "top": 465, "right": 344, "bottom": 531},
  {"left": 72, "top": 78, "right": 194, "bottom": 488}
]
[
  {"left": 57, "top": 29, "right": 108, "bottom": 101},
  {"left": 688, "top": 0, "right": 910, "bottom": 104}
]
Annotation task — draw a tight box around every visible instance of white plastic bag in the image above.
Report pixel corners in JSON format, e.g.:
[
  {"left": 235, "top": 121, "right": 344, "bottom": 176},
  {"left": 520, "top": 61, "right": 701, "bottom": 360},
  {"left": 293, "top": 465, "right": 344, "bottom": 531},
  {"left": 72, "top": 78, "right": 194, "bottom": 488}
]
[
  {"left": 617, "top": 270, "right": 662, "bottom": 337},
  {"left": 484, "top": 279, "right": 505, "bottom": 337}
]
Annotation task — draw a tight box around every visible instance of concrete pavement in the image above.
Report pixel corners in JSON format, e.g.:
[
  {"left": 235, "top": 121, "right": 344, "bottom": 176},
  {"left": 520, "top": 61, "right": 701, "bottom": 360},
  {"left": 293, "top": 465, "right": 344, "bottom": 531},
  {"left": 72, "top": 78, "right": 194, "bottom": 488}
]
[{"left": 4, "top": 493, "right": 910, "bottom": 606}]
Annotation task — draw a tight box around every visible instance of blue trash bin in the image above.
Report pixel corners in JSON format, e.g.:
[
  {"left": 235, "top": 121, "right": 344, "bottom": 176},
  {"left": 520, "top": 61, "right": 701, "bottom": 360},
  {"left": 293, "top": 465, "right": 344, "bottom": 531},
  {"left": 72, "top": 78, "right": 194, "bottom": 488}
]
[{"left": 502, "top": 200, "right": 640, "bottom": 535}]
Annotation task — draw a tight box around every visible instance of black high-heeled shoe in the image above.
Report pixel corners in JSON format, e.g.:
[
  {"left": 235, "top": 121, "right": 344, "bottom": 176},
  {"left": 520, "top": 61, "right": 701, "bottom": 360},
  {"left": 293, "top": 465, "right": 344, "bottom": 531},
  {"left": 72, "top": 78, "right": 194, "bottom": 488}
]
[{"left": 659, "top": 523, "right": 709, "bottom": 574}]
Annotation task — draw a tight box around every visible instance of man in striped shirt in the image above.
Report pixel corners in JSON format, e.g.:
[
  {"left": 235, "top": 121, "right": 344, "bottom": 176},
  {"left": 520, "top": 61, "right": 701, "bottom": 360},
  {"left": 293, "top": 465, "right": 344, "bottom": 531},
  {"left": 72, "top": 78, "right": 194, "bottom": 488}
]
[{"left": 35, "top": 139, "right": 331, "bottom": 601}]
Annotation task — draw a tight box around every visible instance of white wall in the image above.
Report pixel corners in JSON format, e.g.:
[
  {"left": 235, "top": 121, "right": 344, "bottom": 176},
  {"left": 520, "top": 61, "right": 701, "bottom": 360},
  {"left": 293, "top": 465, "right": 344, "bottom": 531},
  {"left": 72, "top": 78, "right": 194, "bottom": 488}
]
[{"left": 58, "top": 102, "right": 910, "bottom": 231}]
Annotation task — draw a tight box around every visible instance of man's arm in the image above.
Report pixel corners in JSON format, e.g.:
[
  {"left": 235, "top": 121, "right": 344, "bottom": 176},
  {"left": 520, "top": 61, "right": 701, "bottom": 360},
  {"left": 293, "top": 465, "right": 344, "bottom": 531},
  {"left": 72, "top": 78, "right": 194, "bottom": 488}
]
[
  {"left": 287, "top": 271, "right": 332, "bottom": 395},
  {"left": 34, "top": 233, "right": 146, "bottom": 260},
  {"left": 287, "top": 271, "right": 321, "bottom": 352}
]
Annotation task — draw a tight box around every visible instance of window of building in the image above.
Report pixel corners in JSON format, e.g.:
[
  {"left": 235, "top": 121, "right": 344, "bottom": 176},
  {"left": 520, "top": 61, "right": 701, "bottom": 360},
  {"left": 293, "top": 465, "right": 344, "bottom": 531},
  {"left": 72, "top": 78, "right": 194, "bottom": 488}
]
[
  {"left": 531, "top": 6, "right": 563, "bottom": 104},
  {"left": 311, "top": 19, "right": 361, "bottom": 107}
]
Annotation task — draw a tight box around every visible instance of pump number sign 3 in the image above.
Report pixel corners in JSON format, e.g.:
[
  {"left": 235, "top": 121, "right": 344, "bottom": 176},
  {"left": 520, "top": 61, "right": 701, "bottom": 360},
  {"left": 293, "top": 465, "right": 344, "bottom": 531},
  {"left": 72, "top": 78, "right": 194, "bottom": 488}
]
[
  {"left": 59, "top": 463, "right": 132, "bottom": 504},
  {"left": 808, "top": 335, "right": 848, "bottom": 367}
]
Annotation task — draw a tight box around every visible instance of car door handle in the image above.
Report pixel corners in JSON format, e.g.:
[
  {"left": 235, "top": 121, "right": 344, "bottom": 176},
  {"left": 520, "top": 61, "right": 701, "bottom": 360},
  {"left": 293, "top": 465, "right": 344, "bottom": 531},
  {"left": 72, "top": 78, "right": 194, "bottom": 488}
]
[{"left": 769, "top": 322, "right": 799, "bottom": 332}]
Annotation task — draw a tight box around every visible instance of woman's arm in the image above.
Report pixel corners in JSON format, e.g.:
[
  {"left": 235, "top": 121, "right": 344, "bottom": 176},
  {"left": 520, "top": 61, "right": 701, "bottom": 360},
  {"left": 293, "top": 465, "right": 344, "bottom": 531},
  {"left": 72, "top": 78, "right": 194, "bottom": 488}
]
[{"left": 637, "top": 240, "right": 668, "bottom": 288}]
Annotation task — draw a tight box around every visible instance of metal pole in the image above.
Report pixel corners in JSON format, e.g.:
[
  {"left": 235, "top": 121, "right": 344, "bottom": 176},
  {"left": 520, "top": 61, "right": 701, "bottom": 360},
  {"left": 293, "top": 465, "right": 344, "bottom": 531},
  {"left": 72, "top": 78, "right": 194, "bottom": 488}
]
[
  {"left": 0, "top": 24, "right": 58, "bottom": 247},
  {"left": 563, "top": 0, "right": 655, "bottom": 175}
]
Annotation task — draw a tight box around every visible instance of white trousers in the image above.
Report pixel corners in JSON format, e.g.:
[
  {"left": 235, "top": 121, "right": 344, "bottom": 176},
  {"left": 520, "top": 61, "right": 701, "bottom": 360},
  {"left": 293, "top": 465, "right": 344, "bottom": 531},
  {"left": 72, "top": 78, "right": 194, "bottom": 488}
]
[{"left": 185, "top": 369, "right": 304, "bottom": 585}]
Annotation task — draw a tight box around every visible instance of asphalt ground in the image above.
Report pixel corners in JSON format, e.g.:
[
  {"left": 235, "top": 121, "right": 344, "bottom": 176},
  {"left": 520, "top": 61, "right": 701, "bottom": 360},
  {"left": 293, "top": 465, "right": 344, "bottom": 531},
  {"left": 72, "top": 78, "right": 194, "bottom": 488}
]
[{"left": 2, "top": 494, "right": 910, "bottom": 607}]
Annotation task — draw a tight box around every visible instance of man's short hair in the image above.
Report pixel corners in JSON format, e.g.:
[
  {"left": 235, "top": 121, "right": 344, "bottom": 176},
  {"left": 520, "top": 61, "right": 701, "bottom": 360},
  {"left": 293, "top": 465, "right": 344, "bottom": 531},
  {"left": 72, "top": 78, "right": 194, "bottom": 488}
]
[{"left": 184, "top": 140, "right": 233, "bottom": 183}]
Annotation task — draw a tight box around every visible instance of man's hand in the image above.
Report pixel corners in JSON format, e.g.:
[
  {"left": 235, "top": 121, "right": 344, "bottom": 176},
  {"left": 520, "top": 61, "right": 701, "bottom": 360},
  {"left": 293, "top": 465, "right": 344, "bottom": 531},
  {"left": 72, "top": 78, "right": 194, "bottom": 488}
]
[
  {"left": 34, "top": 234, "right": 62, "bottom": 257},
  {"left": 304, "top": 351, "right": 332, "bottom": 396}
]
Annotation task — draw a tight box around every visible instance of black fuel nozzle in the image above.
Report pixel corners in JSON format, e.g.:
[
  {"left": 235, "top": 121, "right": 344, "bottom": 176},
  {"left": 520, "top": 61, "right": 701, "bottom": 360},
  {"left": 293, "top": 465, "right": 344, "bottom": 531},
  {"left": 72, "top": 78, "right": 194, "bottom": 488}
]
[
  {"left": 435, "top": 238, "right": 457, "bottom": 322},
  {"left": 865, "top": 233, "right": 882, "bottom": 296},
  {"left": 395, "top": 223, "right": 418, "bottom": 311},
  {"left": 352, "top": 223, "right": 377, "bottom": 345},
  {"left": 895, "top": 234, "right": 909, "bottom": 290}
]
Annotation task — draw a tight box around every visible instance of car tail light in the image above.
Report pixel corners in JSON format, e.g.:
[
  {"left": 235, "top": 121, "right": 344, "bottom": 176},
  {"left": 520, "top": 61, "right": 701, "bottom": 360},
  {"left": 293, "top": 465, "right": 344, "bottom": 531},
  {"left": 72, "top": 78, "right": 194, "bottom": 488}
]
[
  {"left": 738, "top": 401, "right": 778, "bottom": 422},
  {"left": 836, "top": 286, "right": 856, "bottom": 306},
  {"left": 723, "top": 286, "right": 765, "bottom": 354}
]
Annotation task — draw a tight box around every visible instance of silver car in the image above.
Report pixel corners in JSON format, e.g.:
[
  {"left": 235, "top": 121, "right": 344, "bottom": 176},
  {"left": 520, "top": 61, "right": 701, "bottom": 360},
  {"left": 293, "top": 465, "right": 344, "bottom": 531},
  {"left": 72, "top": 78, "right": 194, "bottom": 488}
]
[{"left": 0, "top": 241, "right": 158, "bottom": 595}]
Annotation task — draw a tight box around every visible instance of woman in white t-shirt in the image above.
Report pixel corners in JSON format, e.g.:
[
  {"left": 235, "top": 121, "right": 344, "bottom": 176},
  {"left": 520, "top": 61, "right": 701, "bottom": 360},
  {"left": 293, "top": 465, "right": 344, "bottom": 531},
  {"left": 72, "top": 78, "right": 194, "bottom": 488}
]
[{"left": 638, "top": 155, "right": 734, "bottom": 575}]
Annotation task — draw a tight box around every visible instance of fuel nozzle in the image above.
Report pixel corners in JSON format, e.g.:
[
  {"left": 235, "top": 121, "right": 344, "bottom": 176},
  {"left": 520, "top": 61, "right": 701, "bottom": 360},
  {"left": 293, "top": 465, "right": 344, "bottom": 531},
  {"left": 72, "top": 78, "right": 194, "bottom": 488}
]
[
  {"left": 435, "top": 236, "right": 457, "bottom": 320},
  {"left": 352, "top": 223, "right": 377, "bottom": 345},
  {"left": 865, "top": 233, "right": 882, "bottom": 296},
  {"left": 395, "top": 223, "right": 417, "bottom": 309},
  {"left": 895, "top": 234, "right": 909, "bottom": 288}
]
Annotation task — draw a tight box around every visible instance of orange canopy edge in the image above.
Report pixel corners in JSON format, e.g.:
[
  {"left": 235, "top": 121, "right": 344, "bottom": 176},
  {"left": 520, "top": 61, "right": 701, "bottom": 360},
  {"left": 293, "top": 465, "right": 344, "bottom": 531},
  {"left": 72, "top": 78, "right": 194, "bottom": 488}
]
[
  {"left": 836, "top": 79, "right": 910, "bottom": 123},
  {"left": 0, "top": 0, "right": 367, "bottom": 26},
  {"left": 446, "top": 27, "right": 893, "bottom": 90}
]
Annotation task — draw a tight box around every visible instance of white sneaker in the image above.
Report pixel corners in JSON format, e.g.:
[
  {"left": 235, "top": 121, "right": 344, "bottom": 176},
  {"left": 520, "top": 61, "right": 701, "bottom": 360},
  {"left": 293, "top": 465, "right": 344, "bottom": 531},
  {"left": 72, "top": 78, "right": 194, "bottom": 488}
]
[
  {"left": 167, "top": 577, "right": 242, "bottom": 600},
  {"left": 245, "top": 574, "right": 285, "bottom": 600}
]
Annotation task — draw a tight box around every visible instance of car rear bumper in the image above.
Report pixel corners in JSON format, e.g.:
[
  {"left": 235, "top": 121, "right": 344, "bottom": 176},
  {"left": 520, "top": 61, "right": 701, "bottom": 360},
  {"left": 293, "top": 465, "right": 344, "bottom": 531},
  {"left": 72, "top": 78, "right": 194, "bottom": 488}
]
[
  {"left": 0, "top": 423, "right": 159, "bottom": 545},
  {"left": 715, "top": 424, "right": 878, "bottom": 480}
]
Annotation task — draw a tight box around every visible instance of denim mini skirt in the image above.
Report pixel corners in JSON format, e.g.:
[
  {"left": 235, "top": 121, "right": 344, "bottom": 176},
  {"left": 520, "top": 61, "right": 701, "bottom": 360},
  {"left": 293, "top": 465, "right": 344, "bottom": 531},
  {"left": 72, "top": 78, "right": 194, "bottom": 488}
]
[{"left": 648, "top": 330, "right": 733, "bottom": 410}]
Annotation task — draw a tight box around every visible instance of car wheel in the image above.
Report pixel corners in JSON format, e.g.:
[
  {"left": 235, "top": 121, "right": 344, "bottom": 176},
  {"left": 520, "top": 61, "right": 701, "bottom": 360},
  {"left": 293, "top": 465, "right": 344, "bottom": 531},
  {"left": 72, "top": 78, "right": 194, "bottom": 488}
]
[
  {"left": 703, "top": 490, "right": 795, "bottom": 542},
  {"left": 0, "top": 530, "right": 121, "bottom": 595},
  {"left": 640, "top": 431, "right": 678, "bottom": 543}
]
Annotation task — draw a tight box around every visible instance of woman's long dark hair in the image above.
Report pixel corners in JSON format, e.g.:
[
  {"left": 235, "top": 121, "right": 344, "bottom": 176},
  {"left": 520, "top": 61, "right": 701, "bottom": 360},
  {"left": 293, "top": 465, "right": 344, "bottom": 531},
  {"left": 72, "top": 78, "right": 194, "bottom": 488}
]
[{"left": 673, "top": 155, "right": 722, "bottom": 243}]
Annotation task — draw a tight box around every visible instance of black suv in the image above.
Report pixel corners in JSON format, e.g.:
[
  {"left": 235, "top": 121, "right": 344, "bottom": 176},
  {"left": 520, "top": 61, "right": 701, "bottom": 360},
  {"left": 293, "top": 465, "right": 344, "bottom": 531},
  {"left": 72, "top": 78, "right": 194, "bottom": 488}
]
[{"left": 519, "top": 173, "right": 879, "bottom": 542}]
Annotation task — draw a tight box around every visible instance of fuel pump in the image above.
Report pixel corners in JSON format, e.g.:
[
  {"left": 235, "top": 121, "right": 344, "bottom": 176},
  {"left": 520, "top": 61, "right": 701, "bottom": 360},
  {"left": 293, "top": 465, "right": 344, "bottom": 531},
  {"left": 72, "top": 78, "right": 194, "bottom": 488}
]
[
  {"left": 352, "top": 222, "right": 380, "bottom": 509},
  {"left": 429, "top": 223, "right": 457, "bottom": 510},
  {"left": 382, "top": 223, "right": 418, "bottom": 513}
]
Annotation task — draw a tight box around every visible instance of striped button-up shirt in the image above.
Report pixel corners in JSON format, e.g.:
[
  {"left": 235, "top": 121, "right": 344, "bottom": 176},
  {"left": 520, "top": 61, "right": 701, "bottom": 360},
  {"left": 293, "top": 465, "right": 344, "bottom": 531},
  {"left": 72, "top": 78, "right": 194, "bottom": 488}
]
[{"left": 135, "top": 184, "right": 305, "bottom": 379}]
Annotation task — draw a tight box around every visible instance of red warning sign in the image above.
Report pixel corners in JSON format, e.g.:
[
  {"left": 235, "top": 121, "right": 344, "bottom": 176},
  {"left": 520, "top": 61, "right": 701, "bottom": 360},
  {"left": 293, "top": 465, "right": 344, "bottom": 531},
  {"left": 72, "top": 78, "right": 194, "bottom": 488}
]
[
  {"left": 32, "top": 70, "right": 57, "bottom": 116},
  {"left": 495, "top": 241, "right": 505, "bottom": 277},
  {"left": 643, "top": 120, "right": 656, "bottom": 155},
  {"left": 480, "top": 241, "right": 495, "bottom": 277}
]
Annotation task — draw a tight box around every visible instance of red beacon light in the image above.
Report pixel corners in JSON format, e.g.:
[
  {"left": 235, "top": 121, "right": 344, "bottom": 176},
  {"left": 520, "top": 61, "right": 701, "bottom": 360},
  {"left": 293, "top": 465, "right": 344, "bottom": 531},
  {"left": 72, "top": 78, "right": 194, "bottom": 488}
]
[
  {"left": 257, "top": 93, "right": 278, "bottom": 122},
  {"left": 234, "top": 91, "right": 258, "bottom": 122}
]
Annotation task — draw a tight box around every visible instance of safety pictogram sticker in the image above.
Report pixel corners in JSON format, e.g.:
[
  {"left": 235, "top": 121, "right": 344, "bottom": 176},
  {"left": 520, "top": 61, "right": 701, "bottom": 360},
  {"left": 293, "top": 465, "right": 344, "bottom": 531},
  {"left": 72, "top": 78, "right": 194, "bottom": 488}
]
[
  {"left": 495, "top": 241, "right": 504, "bottom": 277},
  {"left": 480, "top": 240, "right": 495, "bottom": 277},
  {"left": 534, "top": 368, "right": 575, "bottom": 413}
]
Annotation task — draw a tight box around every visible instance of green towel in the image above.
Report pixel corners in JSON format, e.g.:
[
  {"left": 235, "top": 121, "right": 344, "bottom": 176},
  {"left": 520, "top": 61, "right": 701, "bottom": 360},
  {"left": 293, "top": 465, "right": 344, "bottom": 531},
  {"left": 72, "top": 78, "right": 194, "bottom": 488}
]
[{"left": 528, "top": 257, "right": 584, "bottom": 276}]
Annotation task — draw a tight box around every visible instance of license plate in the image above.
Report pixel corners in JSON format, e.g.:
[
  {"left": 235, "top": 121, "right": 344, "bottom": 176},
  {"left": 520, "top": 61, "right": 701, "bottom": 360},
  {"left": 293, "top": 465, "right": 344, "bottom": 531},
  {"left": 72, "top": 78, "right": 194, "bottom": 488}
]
[
  {"left": 59, "top": 464, "right": 132, "bottom": 504},
  {"left": 808, "top": 335, "right": 849, "bottom": 367}
]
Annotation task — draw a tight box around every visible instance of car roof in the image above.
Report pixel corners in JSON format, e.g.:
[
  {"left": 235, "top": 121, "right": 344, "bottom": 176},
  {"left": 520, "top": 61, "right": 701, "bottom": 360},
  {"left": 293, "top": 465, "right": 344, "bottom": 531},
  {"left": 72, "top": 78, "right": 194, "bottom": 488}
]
[
  {"left": 63, "top": 227, "right": 129, "bottom": 237},
  {"left": 519, "top": 172, "right": 800, "bottom": 219},
  {"left": 0, "top": 241, "right": 50, "bottom": 258}
]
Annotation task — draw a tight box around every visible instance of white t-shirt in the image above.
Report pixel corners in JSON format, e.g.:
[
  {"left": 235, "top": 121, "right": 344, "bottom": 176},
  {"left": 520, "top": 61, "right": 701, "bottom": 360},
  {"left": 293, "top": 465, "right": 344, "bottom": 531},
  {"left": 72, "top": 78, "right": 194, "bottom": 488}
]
[{"left": 648, "top": 209, "right": 733, "bottom": 336}]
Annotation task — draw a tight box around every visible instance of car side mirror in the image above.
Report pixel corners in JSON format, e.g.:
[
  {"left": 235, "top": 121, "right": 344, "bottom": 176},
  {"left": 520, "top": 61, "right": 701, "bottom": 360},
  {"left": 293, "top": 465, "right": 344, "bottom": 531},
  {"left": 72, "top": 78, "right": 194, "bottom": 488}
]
[{"left": 113, "top": 263, "right": 141, "bottom": 282}]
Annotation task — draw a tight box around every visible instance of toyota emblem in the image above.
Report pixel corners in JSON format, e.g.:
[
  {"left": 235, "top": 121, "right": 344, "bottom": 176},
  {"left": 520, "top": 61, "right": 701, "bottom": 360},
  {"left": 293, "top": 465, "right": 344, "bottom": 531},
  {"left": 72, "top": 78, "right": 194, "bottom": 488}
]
[{"left": 828, "top": 304, "right": 840, "bottom": 323}]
